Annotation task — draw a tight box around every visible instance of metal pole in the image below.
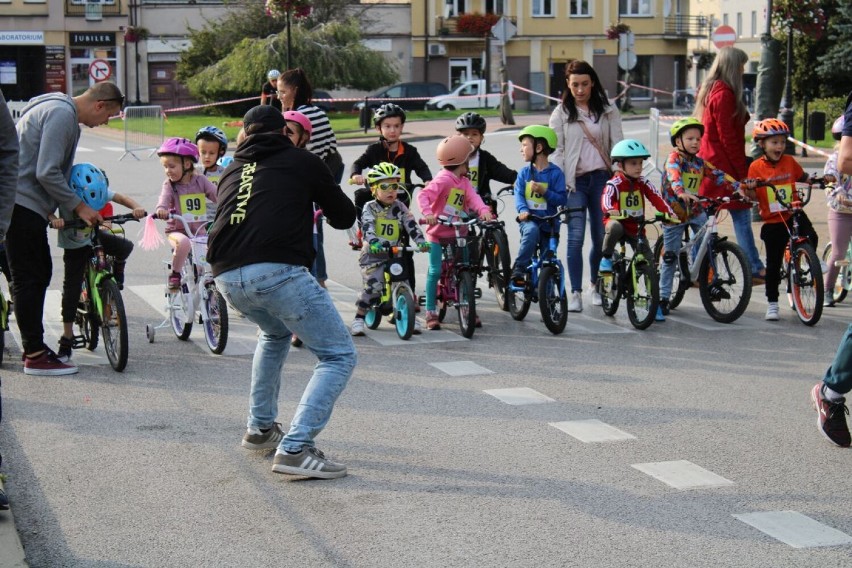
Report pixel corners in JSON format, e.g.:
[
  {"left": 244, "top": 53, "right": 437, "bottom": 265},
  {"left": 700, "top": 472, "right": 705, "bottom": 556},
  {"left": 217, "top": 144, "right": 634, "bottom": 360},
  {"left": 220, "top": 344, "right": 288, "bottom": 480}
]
[
  {"left": 423, "top": 0, "right": 429, "bottom": 83},
  {"left": 779, "top": 25, "right": 795, "bottom": 155}
]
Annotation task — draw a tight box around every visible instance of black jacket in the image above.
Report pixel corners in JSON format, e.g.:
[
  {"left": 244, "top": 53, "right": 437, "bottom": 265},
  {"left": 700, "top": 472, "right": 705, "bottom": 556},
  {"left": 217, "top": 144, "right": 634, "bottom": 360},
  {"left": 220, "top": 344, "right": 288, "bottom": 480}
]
[
  {"left": 472, "top": 148, "right": 517, "bottom": 200},
  {"left": 350, "top": 140, "right": 433, "bottom": 186},
  {"left": 208, "top": 132, "right": 356, "bottom": 276}
]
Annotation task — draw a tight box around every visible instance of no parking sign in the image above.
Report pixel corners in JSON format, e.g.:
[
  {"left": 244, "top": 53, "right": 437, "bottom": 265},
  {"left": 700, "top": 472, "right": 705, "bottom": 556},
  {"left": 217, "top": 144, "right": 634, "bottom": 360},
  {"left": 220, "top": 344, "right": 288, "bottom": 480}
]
[{"left": 89, "top": 59, "right": 111, "bottom": 82}]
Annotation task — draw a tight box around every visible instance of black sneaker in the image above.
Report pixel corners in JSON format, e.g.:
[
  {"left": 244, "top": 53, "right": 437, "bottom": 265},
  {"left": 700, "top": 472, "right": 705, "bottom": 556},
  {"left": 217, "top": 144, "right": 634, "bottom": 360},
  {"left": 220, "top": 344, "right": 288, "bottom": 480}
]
[
  {"left": 511, "top": 271, "right": 526, "bottom": 287},
  {"left": 57, "top": 336, "right": 73, "bottom": 363},
  {"left": 241, "top": 422, "right": 284, "bottom": 450},
  {"left": 272, "top": 446, "right": 347, "bottom": 479},
  {"left": 659, "top": 299, "right": 670, "bottom": 316},
  {"left": 811, "top": 383, "right": 851, "bottom": 447}
]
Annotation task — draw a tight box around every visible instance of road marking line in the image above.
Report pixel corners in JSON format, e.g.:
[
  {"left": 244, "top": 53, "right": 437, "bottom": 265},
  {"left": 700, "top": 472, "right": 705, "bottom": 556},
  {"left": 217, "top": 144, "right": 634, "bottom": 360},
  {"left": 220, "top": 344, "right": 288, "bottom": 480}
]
[
  {"left": 430, "top": 361, "right": 493, "bottom": 376},
  {"left": 733, "top": 510, "right": 852, "bottom": 548},
  {"left": 550, "top": 419, "right": 636, "bottom": 442},
  {"left": 631, "top": 460, "right": 734, "bottom": 490},
  {"left": 483, "top": 387, "right": 555, "bottom": 405}
]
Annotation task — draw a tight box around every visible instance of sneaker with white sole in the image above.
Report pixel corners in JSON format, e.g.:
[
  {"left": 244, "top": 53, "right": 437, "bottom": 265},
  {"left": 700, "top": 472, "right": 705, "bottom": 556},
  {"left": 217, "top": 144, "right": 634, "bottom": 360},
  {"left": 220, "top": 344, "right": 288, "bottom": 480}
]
[
  {"left": 23, "top": 349, "right": 78, "bottom": 376},
  {"left": 413, "top": 318, "right": 422, "bottom": 334},
  {"left": 765, "top": 302, "right": 780, "bottom": 321},
  {"left": 350, "top": 317, "right": 365, "bottom": 336},
  {"left": 590, "top": 289, "right": 602, "bottom": 306},
  {"left": 568, "top": 291, "right": 582, "bottom": 312},
  {"left": 811, "top": 383, "right": 851, "bottom": 447},
  {"left": 242, "top": 422, "right": 284, "bottom": 450},
  {"left": 272, "top": 446, "right": 347, "bottom": 479}
]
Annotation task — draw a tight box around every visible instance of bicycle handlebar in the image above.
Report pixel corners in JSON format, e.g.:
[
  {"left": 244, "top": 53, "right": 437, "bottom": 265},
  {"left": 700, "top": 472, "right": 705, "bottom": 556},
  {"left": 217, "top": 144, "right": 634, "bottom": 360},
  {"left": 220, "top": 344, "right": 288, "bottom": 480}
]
[
  {"left": 54, "top": 212, "right": 144, "bottom": 230},
  {"left": 520, "top": 206, "right": 584, "bottom": 224},
  {"left": 418, "top": 215, "right": 482, "bottom": 227}
]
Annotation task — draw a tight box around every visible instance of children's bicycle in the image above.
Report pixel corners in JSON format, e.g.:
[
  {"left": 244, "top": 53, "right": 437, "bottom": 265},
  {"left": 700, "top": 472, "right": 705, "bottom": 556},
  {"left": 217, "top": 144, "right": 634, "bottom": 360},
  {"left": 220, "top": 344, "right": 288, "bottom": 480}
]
[
  {"left": 64, "top": 213, "right": 140, "bottom": 372},
  {"left": 363, "top": 244, "right": 424, "bottom": 340},
  {"left": 421, "top": 215, "right": 482, "bottom": 339},
  {"left": 597, "top": 215, "right": 665, "bottom": 330},
  {"left": 145, "top": 213, "right": 229, "bottom": 353},
  {"left": 823, "top": 238, "right": 852, "bottom": 304},
  {"left": 507, "top": 207, "right": 578, "bottom": 334},
  {"left": 652, "top": 195, "right": 753, "bottom": 323},
  {"left": 761, "top": 180, "right": 824, "bottom": 325},
  {"left": 477, "top": 186, "right": 515, "bottom": 311}
]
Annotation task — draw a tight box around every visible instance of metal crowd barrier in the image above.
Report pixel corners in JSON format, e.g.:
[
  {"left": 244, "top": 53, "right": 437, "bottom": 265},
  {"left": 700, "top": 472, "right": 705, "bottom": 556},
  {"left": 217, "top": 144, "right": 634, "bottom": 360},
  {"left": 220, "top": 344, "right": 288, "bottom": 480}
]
[{"left": 121, "top": 105, "right": 164, "bottom": 161}]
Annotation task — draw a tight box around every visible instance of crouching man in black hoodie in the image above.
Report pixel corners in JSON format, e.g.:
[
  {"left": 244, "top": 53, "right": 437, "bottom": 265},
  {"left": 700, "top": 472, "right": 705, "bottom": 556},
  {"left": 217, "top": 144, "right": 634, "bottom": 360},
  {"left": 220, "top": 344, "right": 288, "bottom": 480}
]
[{"left": 208, "top": 105, "right": 357, "bottom": 479}]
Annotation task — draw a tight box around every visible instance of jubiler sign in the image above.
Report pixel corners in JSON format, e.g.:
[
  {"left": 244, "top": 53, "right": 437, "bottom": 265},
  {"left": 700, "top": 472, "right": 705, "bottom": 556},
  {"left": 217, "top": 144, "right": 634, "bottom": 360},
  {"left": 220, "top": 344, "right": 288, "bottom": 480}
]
[{"left": 69, "top": 32, "right": 115, "bottom": 46}]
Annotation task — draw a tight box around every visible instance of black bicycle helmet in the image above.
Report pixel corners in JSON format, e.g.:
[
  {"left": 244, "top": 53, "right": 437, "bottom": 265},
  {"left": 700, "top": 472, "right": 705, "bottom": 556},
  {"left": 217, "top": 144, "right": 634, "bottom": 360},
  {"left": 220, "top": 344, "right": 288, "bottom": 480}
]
[
  {"left": 455, "top": 112, "right": 487, "bottom": 134},
  {"left": 373, "top": 103, "right": 407, "bottom": 127}
]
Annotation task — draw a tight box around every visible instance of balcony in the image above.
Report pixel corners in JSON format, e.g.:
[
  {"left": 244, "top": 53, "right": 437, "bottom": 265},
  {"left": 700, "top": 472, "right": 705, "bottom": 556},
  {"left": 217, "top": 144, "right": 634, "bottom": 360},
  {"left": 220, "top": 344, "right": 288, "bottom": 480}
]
[
  {"left": 663, "top": 15, "right": 710, "bottom": 38},
  {"left": 436, "top": 14, "right": 517, "bottom": 38},
  {"left": 65, "top": 0, "right": 123, "bottom": 18}
]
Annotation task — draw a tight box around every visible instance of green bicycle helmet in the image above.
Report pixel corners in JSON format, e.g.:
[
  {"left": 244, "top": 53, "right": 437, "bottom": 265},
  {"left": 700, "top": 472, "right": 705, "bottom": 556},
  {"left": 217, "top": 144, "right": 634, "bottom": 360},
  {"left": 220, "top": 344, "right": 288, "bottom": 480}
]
[
  {"left": 611, "top": 139, "right": 650, "bottom": 161},
  {"left": 669, "top": 117, "right": 704, "bottom": 146},
  {"left": 455, "top": 112, "right": 487, "bottom": 133},
  {"left": 365, "top": 162, "right": 401, "bottom": 186},
  {"left": 518, "top": 125, "right": 558, "bottom": 153}
]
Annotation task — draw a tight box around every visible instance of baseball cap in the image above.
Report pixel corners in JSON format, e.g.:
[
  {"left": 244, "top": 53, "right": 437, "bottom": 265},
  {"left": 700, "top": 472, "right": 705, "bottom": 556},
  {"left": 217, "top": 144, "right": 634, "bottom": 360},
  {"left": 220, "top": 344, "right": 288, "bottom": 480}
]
[{"left": 243, "top": 105, "right": 287, "bottom": 135}]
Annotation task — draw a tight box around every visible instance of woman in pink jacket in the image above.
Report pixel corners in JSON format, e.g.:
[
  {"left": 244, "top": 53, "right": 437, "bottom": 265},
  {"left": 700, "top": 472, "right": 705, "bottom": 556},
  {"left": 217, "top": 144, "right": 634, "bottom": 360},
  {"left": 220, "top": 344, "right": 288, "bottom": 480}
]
[{"left": 695, "top": 46, "right": 765, "bottom": 281}]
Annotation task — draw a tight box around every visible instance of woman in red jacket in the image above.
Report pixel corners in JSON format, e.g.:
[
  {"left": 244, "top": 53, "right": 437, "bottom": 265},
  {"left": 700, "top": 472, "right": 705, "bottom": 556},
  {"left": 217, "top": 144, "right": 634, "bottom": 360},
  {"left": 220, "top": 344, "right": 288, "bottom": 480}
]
[{"left": 695, "top": 46, "right": 766, "bottom": 281}]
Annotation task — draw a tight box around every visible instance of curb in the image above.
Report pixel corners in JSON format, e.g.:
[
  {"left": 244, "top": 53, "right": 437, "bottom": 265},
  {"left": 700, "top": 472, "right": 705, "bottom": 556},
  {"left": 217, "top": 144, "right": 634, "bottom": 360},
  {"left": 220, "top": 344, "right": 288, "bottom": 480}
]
[{"left": 0, "top": 478, "right": 28, "bottom": 567}]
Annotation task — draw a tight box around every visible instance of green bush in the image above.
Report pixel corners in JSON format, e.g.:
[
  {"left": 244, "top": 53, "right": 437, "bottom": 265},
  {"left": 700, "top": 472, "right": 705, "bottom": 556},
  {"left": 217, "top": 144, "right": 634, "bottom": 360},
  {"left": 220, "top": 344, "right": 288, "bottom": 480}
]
[{"left": 794, "top": 96, "right": 845, "bottom": 147}]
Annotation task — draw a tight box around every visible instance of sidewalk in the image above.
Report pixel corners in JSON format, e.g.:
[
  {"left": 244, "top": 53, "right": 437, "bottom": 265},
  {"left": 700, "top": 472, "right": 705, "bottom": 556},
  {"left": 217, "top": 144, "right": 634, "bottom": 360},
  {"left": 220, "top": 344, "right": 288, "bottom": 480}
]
[{"left": 0, "top": 478, "right": 27, "bottom": 567}]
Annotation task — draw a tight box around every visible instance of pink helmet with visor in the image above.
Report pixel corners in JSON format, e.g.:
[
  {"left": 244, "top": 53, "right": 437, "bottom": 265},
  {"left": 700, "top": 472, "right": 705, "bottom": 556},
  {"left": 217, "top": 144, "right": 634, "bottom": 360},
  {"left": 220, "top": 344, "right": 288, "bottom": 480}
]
[
  {"left": 832, "top": 115, "right": 845, "bottom": 141},
  {"left": 157, "top": 137, "right": 199, "bottom": 162},
  {"left": 283, "top": 111, "right": 313, "bottom": 138}
]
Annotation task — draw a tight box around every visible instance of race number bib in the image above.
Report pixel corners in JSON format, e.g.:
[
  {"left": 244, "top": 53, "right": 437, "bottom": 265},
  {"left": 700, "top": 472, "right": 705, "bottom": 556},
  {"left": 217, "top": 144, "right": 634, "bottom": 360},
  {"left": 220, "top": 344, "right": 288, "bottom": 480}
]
[
  {"left": 525, "top": 181, "right": 548, "bottom": 211},
  {"left": 468, "top": 166, "right": 479, "bottom": 186},
  {"left": 767, "top": 183, "right": 791, "bottom": 213},
  {"left": 681, "top": 172, "right": 702, "bottom": 195},
  {"left": 375, "top": 217, "right": 400, "bottom": 244},
  {"left": 619, "top": 191, "right": 643, "bottom": 217},
  {"left": 179, "top": 193, "right": 207, "bottom": 221},
  {"left": 442, "top": 187, "right": 466, "bottom": 216}
]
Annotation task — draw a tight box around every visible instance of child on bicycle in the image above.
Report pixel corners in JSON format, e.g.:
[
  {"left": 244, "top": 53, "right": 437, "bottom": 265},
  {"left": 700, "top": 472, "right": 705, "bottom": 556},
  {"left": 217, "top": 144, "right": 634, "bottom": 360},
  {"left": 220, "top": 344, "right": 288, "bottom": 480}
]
[
  {"left": 48, "top": 163, "right": 146, "bottom": 362},
  {"left": 747, "top": 118, "right": 818, "bottom": 321},
  {"left": 417, "top": 136, "right": 494, "bottom": 330},
  {"left": 599, "top": 140, "right": 675, "bottom": 318},
  {"left": 511, "top": 125, "right": 567, "bottom": 286},
  {"left": 350, "top": 162, "right": 429, "bottom": 337},
  {"left": 155, "top": 137, "right": 218, "bottom": 290},
  {"left": 659, "top": 117, "right": 743, "bottom": 319},
  {"left": 822, "top": 115, "right": 852, "bottom": 307},
  {"left": 195, "top": 126, "right": 228, "bottom": 186},
  {"left": 454, "top": 112, "right": 517, "bottom": 214}
]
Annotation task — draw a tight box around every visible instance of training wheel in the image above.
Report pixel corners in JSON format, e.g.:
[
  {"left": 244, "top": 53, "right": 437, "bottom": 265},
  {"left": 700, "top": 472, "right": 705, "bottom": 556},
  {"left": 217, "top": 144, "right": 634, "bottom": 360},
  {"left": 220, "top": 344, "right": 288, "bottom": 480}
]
[{"left": 146, "top": 324, "right": 155, "bottom": 343}]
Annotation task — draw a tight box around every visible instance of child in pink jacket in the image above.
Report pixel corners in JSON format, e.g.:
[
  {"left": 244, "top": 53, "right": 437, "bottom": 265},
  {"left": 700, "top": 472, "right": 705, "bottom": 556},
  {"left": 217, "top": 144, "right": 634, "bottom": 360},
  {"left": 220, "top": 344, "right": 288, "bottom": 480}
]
[{"left": 417, "top": 135, "right": 494, "bottom": 330}]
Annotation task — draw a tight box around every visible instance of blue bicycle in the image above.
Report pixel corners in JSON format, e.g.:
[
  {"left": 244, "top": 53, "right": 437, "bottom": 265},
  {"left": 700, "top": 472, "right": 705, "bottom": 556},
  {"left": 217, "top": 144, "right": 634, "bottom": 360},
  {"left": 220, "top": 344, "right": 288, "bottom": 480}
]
[{"left": 507, "top": 207, "right": 577, "bottom": 334}]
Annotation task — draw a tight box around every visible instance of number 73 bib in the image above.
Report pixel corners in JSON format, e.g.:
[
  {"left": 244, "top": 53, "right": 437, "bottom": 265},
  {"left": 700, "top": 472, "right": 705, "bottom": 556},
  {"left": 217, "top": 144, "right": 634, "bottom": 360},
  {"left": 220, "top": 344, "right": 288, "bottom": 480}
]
[{"left": 179, "top": 193, "right": 207, "bottom": 221}]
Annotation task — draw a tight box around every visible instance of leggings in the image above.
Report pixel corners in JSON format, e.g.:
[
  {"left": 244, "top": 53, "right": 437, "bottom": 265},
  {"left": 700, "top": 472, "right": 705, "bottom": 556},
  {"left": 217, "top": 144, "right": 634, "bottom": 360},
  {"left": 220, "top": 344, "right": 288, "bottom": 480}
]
[
  {"left": 168, "top": 232, "right": 191, "bottom": 273},
  {"left": 424, "top": 241, "right": 443, "bottom": 312},
  {"left": 824, "top": 209, "right": 852, "bottom": 293}
]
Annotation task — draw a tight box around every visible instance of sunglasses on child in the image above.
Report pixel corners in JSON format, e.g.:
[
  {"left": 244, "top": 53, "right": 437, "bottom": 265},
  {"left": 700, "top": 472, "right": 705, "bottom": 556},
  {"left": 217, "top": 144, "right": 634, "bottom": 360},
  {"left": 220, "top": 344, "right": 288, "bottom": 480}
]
[{"left": 374, "top": 182, "right": 400, "bottom": 192}]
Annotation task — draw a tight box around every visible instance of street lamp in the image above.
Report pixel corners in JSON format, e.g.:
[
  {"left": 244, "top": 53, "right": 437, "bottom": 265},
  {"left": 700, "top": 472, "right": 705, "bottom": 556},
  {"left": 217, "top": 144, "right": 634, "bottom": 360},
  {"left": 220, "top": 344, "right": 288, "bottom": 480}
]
[{"left": 778, "top": 23, "right": 795, "bottom": 154}]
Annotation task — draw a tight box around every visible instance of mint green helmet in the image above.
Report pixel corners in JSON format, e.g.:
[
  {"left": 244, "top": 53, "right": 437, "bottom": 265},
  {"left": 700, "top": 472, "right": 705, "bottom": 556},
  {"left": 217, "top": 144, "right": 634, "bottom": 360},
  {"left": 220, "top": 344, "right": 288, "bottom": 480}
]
[
  {"left": 610, "top": 139, "right": 650, "bottom": 161},
  {"left": 518, "top": 125, "right": 558, "bottom": 153}
]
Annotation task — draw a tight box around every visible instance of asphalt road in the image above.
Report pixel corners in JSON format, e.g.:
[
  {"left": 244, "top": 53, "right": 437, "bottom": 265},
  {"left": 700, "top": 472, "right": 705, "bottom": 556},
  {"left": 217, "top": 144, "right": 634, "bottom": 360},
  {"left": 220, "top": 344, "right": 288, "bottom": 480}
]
[{"left": 1, "top": 124, "right": 851, "bottom": 567}]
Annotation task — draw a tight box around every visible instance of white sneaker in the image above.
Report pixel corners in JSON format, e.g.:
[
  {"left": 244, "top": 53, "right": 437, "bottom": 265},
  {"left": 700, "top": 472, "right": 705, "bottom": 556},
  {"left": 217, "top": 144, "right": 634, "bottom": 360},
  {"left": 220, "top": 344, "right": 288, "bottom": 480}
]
[
  {"left": 820, "top": 260, "right": 829, "bottom": 274},
  {"left": 765, "top": 302, "right": 780, "bottom": 321},
  {"left": 350, "top": 318, "right": 366, "bottom": 336},
  {"left": 591, "top": 289, "right": 602, "bottom": 306},
  {"left": 568, "top": 291, "right": 583, "bottom": 312},
  {"left": 413, "top": 318, "right": 422, "bottom": 335}
]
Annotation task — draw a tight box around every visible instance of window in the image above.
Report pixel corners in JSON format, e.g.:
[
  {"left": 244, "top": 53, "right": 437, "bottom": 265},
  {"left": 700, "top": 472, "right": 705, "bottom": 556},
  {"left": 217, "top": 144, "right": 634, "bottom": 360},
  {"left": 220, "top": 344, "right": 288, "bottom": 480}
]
[
  {"left": 751, "top": 11, "right": 757, "bottom": 37},
  {"left": 619, "top": 0, "right": 650, "bottom": 17},
  {"left": 723, "top": 13, "right": 728, "bottom": 26},
  {"left": 571, "top": 0, "right": 591, "bottom": 17},
  {"left": 486, "top": 0, "right": 506, "bottom": 13},
  {"left": 736, "top": 13, "right": 742, "bottom": 36},
  {"left": 533, "top": 0, "right": 553, "bottom": 17},
  {"left": 446, "top": 0, "right": 467, "bottom": 17},
  {"left": 627, "top": 55, "right": 653, "bottom": 100}
]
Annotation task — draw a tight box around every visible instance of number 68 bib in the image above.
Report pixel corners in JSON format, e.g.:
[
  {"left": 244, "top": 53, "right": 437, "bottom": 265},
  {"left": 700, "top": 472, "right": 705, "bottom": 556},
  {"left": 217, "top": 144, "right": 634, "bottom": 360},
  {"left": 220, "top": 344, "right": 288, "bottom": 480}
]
[{"left": 619, "top": 191, "right": 644, "bottom": 217}]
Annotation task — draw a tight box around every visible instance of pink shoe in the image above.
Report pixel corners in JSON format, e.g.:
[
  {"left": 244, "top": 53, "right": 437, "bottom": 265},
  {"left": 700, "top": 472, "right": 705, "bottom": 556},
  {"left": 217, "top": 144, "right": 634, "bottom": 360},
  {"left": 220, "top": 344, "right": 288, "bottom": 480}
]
[{"left": 168, "top": 272, "right": 181, "bottom": 290}]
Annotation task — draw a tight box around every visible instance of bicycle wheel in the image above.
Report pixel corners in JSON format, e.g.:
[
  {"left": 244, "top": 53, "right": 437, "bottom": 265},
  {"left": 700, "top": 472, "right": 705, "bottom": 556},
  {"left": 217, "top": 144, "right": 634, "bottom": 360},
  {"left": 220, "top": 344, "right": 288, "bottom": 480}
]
[
  {"left": 168, "top": 286, "right": 193, "bottom": 340},
  {"left": 790, "top": 243, "right": 823, "bottom": 326},
  {"left": 508, "top": 279, "right": 532, "bottom": 321},
  {"left": 626, "top": 261, "right": 659, "bottom": 330},
  {"left": 0, "top": 293, "right": 7, "bottom": 366},
  {"left": 203, "top": 283, "right": 229, "bottom": 354},
  {"left": 393, "top": 286, "right": 416, "bottom": 340},
  {"left": 539, "top": 265, "right": 567, "bottom": 334},
  {"left": 653, "top": 237, "right": 687, "bottom": 310},
  {"left": 698, "top": 240, "right": 752, "bottom": 324},
  {"left": 98, "top": 280, "right": 128, "bottom": 371},
  {"left": 75, "top": 278, "right": 99, "bottom": 351},
  {"left": 598, "top": 271, "right": 620, "bottom": 317},
  {"left": 484, "top": 229, "right": 512, "bottom": 311},
  {"left": 822, "top": 243, "right": 849, "bottom": 303},
  {"left": 364, "top": 308, "right": 382, "bottom": 329},
  {"left": 457, "top": 271, "right": 477, "bottom": 338}
]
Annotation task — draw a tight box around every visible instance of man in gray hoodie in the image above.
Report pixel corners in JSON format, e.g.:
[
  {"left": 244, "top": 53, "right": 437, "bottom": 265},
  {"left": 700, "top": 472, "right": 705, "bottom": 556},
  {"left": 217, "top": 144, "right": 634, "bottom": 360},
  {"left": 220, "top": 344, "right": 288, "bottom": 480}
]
[{"left": 8, "top": 82, "right": 123, "bottom": 376}]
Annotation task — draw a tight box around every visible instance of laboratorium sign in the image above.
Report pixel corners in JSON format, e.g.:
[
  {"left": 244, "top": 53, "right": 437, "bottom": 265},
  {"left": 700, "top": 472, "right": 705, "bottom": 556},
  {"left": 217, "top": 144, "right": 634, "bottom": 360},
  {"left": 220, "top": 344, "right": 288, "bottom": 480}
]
[{"left": 0, "top": 32, "right": 45, "bottom": 45}]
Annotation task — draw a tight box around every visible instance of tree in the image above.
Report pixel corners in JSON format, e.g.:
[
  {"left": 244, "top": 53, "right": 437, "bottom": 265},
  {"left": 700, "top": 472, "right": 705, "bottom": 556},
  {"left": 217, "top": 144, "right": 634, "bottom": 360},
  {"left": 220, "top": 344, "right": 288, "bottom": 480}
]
[
  {"left": 177, "top": 0, "right": 398, "bottom": 110},
  {"left": 816, "top": 0, "right": 852, "bottom": 97}
]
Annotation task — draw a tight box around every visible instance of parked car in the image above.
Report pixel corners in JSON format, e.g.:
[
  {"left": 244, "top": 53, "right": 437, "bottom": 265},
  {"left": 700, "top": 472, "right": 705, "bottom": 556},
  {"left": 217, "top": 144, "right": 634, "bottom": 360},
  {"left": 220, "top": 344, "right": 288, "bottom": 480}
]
[
  {"left": 425, "top": 80, "right": 514, "bottom": 111},
  {"left": 313, "top": 90, "right": 338, "bottom": 113},
  {"left": 352, "top": 82, "right": 449, "bottom": 112}
]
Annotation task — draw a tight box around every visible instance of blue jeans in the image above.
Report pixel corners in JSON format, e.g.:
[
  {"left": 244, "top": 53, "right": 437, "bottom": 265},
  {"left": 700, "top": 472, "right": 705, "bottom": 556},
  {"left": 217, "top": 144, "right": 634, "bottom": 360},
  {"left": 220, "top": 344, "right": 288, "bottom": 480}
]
[
  {"left": 514, "top": 220, "right": 549, "bottom": 273},
  {"left": 659, "top": 212, "right": 706, "bottom": 301},
  {"left": 566, "top": 170, "right": 609, "bottom": 292},
  {"left": 729, "top": 208, "right": 765, "bottom": 274},
  {"left": 214, "top": 263, "right": 357, "bottom": 453}
]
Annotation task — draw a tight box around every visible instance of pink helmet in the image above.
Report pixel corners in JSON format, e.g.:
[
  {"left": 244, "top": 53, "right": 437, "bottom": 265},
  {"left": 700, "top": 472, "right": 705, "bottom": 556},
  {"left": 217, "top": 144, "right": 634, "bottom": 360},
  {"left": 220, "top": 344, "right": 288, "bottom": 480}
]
[
  {"left": 283, "top": 111, "right": 313, "bottom": 138},
  {"left": 832, "top": 115, "right": 845, "bottom": 141},
  {"left": 157, "top": 137, "right": 199, "bottom": 162},
  {"left": 436, "top": 135, "right": 474, "bottom": 167}
]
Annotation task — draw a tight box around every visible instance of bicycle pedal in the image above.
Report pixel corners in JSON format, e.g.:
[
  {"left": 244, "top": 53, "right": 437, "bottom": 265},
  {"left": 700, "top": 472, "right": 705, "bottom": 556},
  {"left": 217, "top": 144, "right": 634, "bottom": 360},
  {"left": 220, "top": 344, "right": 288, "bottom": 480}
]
[
  {"left": 474, "top": 288, "right": 482, "bottom": 299},
  {"left": 71, "top": 335, "right": 87, "bottom": 349},
  {"left": 836, "top": 260, "right": 850, "bottom": 267}
]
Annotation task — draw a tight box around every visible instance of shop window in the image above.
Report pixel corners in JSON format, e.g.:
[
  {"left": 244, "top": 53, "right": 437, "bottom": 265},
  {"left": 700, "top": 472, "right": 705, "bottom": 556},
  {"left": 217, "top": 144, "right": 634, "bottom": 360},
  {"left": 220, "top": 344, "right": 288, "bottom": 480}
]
[{"left": 627, "top": 55, "right": 653, "bottom": 100}]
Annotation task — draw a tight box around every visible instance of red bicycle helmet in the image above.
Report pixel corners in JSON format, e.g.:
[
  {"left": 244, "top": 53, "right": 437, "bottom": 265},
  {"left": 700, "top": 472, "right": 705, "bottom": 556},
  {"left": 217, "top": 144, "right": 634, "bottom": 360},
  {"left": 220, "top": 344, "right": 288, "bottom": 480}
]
[{"left": 752, "top": 118, "right": 789, "bottom": 140}]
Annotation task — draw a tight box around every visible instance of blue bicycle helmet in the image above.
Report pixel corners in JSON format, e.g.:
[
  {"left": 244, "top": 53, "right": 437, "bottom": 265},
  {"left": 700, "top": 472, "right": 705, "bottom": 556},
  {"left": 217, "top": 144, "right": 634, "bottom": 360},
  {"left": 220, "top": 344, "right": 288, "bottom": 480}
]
[
  {"left": 195, "top": 126, "right": 228, "bottom": 155},
  {"left": 70, "top": 163, "right": 109, "bottom": 210},
  {"left": 610, "top": 139, "right": 651, "bottom": 161},
  {"left": 217, "top": 155, "right": 234, "bottom": 168}
]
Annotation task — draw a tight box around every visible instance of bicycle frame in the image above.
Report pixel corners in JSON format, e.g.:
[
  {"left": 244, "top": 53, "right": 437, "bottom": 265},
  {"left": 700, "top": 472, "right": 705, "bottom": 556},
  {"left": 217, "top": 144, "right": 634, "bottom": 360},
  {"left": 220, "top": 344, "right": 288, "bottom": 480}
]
[
  {"left": 437, "top": 217, "right": 480, "bottom": 305},
  {"left": 507, "top": 212, "right": 565, "bottom": 298}
]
